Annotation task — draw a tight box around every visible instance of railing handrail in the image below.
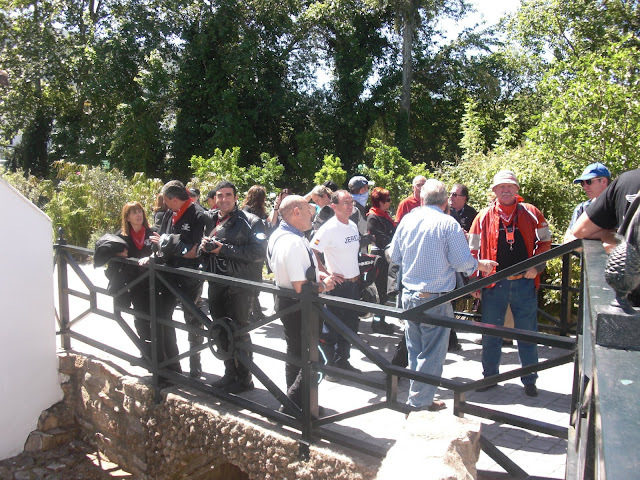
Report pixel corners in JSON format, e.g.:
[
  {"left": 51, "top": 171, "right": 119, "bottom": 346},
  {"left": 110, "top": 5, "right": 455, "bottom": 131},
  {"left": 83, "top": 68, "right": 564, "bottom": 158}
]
[{"left": 54, "top": 239, "right": 581, "bottom": 471}]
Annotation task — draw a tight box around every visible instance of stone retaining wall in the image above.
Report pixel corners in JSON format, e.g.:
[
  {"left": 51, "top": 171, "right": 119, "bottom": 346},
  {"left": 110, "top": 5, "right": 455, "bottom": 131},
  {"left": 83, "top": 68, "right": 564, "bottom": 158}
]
[
  {"left": 57, "top": 352, "right": 378, "bottom": 479},
  {"left": 54, "top": 352, "right": 480, "bottom": 479}
]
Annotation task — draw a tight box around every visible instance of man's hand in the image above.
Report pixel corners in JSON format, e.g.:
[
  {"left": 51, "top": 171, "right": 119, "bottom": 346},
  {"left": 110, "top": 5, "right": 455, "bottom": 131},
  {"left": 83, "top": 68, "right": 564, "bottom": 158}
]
[
  {"left": 200, "top": 236, "right": 223, "bottom": 255},
  {"left": 524, "top": 266, "right": 538, "bottom": 279},
  {"left": 331, "top": 273, "right": 345, "bottom": 284},
  {"left": 477, "top": 259, "right": 498, "bottom": 274},
  {"left": 471, "top": 290, "right": 481, "bottom": 299},
  {"left": 320, "top": 274, "right": 336, "bottom": 293}
]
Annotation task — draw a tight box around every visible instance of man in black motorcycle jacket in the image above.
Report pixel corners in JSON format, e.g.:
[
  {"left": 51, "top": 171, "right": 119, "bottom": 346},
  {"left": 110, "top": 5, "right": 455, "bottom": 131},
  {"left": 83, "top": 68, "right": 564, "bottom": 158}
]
[{"left": 199, "top": 180, "right": 267, "bottom": 393}]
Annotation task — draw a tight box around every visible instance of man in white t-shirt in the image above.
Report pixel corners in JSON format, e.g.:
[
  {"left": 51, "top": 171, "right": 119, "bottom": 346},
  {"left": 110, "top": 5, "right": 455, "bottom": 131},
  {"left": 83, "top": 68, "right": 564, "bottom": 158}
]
[
  {"left": 268, "top": 195, "right": 336, "bottom": 413},
  {"left": 311, "top": 190, "right": 362, "bottom": 375}
]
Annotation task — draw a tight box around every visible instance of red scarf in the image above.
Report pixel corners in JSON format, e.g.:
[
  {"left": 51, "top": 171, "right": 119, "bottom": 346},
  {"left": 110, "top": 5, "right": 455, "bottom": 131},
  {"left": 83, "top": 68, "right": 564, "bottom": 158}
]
[
  {"left": 368, "top": 206, "right": 394, "bottom": 225},
  {"left": 495, "top": 201, "right": 517, "bottom": 225},
  {"left": 172, "top": 197, "right": 193, "bottom": 225},
  {"left": 130, "top": 226, "right": 146, "bottom": 250}
]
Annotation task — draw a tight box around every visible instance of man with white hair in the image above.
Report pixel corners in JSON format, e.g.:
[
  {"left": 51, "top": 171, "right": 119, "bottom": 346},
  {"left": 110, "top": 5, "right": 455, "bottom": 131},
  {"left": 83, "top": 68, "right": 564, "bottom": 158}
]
[
  {"left": 469, "top": 170, "right": 552, "bottom": 397},
  {"left": 390, "top": 179, "right": 496, "bottom": 412},
  {"left": 396, "top": 175, "right": 427, "bottom": 224}
]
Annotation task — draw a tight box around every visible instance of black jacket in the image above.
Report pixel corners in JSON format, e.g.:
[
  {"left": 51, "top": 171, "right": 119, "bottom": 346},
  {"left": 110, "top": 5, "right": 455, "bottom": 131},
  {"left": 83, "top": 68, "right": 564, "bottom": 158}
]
[
  {"left": 199, "top": 206, "right": 267, "bottom": 283},
  {"left": 156, "top": 202, "right": 206, "bottom": 269},
  {"left": 367, "top": 213, "right": 396, "bottom": 251}
]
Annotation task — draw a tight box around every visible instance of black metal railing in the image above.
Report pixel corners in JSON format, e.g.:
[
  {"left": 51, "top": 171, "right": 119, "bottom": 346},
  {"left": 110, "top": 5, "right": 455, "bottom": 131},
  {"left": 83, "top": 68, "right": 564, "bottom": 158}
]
[
  {"left": 566, "top": 240, "right": 640, "bottom": 480},
  {"left": 54, "top": 233, "right": 582, "bottom": 474}
]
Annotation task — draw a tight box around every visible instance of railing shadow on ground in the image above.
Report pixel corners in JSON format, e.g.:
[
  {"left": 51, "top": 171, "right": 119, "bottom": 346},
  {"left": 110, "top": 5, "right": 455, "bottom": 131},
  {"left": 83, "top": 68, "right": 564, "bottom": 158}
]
[{"left": 54, "top": 235, "right": 583, "bottom": 477}]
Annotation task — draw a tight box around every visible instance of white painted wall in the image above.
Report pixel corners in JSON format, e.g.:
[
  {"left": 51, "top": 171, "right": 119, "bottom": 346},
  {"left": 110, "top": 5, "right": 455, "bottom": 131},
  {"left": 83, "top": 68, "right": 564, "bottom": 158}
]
[{"left": 0, "top": 178, "right": 62, "bottom": 460}]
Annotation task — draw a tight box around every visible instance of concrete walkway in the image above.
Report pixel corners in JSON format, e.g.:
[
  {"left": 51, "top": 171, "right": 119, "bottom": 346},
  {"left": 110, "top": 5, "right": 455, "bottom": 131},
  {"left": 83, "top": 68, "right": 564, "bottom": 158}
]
[{"left": 60, "top": 265, "right": 573, "bottom": 479}]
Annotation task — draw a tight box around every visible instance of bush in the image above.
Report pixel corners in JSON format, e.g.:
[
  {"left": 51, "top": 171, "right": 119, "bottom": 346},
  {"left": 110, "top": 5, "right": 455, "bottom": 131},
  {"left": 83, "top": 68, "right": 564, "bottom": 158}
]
[
  {"left": 190, "top": 148, "right": 284, "bottom": 202},
  {"left": 362, "top": 139, "right": 428, "bottom": 211},
  {"left": 0, "top": 167, "right": 53, "bottom": 209}
]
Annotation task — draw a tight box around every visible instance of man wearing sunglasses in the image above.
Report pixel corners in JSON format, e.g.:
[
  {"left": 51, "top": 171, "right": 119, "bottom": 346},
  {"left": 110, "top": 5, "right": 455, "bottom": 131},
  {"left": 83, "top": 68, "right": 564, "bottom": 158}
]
[
  {"left": 564, "top": 163, "right": 611, "bottom": 241},
  {"left": 449, "top": 184, "right": 478, "bottom": 235},
  {"left": 268, "top": 195, "right": 336, "bottom": 413}
]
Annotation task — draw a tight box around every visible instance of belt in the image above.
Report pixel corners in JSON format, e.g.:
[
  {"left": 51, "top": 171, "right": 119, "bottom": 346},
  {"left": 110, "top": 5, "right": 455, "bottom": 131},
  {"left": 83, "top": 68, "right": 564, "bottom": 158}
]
[
  {"left": 507, "top": 274, "right": 526, "bottom": 280},
  {"left": 418, "top": 291, "right": 443, "bottom": 298},
  {"left": 343, "top": 275, "right": 360, "bottom": 283}
]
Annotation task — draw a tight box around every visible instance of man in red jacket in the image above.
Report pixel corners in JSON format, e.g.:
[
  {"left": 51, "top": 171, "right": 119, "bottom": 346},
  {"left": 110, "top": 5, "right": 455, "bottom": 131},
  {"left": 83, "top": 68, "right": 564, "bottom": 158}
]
[
  {"left": 468, "top": 170, "right": 551, "bottom": 397},
  {"left": 396, "top": 175, "right": 427, "bottom": 225}
]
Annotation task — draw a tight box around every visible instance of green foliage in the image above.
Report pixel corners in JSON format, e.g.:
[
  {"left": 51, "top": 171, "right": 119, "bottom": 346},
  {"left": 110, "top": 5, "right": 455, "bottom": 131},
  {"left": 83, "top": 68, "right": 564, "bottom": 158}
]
[
  {"left": 0, "top": 168, "right": 53, "bottom": 209},
  {"left": 1, "top": 161, "right": 163, "bottom": 247},
  {"left": 313, "top": 155, "right": 347, "bottom": 189},
  {"left": 45, "top": 162, "right": 127, "bottom": 246},
  {"left": 459, "top": 99, "right": 486, "bottom": 160},
  {"left": 189, "top": 148, "right": 284, "bottom": 200},
  {"left": 361, "top": 138, "right": 427, "bottom": 210},
  {"left": 528, "top": 41, "right": 640, "bottom": 179}
]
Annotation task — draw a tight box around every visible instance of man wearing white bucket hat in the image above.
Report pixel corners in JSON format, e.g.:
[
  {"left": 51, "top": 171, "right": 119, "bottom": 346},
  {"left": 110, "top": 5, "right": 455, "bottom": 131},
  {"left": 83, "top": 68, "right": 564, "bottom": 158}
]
[{"left": 468, "top": 170, "right": 552, "bottom": 397}]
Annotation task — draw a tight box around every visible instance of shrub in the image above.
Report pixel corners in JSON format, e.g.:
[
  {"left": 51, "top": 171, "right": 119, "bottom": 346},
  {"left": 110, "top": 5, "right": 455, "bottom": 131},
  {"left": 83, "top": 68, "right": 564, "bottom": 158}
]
[{"left": 362, "top": 139, "right": 428, "bottom": 211}]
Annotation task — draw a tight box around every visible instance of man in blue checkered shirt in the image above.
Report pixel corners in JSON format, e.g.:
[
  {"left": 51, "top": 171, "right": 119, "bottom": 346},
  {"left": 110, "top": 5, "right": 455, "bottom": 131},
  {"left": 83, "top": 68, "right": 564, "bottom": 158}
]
[{"left": 390, "top": 179, "right": 496, "bottom": 412}]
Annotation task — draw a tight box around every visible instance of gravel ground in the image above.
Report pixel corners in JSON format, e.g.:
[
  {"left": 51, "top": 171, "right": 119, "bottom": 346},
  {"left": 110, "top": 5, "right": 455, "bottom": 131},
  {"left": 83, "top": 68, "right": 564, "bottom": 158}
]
[{"left": 0, "top": 440, "right": 131, "bottom": 480}]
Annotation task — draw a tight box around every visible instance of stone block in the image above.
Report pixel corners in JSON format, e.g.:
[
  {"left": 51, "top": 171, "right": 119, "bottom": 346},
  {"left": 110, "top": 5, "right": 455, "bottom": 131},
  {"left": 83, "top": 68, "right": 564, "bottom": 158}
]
[
  {"left": 24, "top": 427, "right": 79, "bottom": 453},
  {"left": 376, "top": 412, "right": 481, "bottom": 480}
]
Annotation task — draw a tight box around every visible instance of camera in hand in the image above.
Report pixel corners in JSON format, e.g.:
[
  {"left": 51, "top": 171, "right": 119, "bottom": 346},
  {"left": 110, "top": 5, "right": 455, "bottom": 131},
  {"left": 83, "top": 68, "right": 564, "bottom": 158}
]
[{"left": 204, "top": 237, "right": 219, "bottom": 252}]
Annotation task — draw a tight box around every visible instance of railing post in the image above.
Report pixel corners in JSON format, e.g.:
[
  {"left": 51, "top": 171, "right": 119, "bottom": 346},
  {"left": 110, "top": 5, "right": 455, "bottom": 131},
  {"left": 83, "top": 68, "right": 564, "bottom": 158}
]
[
  {"left": 148, "top": 256, "right": 160, "bottom": 397},
  {"left": 55, "top": 228, "right": 71, "bottom": 350},
  {"left": 300, "top": 283, "right": 320, "bottom": 442},
  {"left": 560, "top": 251, "right": 572, "bottom": 336}
]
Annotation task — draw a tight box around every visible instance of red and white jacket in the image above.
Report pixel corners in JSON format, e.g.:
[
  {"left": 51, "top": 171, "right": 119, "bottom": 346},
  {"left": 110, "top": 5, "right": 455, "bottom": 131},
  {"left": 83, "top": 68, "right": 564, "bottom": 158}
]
[{"left": 468, "top": 201, "right": 551, "bottom": 288}]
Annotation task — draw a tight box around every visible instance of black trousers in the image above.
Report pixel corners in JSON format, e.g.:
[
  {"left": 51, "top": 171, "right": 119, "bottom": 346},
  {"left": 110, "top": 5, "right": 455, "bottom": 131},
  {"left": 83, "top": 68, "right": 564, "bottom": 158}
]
[
  {"left": 155, "top": 273, "right": 203, "bottom": 372},
  {"left": 276, "top": 296, "right": 304, "bottom": 405},
  {"left": 208, "top": 284, "right": 253, "bottom": 377},
  {"left": 323, "top": 280, "right": 360, "bottom": 366}
]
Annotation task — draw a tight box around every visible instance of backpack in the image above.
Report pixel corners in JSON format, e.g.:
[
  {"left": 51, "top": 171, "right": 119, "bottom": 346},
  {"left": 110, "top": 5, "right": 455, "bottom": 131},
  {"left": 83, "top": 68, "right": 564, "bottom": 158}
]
[{"left": 615, "top": 188, "right": 640, "bottom": 306}]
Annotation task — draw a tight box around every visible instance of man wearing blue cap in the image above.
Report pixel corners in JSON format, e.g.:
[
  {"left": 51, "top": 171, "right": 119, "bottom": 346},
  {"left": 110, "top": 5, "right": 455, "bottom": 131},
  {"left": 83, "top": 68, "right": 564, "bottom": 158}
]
[{"left": 564, "top": 163, "right": 611, "bottom": 241}]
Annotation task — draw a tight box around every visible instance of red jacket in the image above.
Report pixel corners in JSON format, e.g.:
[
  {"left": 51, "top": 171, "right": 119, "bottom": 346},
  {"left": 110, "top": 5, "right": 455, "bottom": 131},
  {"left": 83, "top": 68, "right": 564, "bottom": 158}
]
[
  {"left": 395, "top": 195, "right": 420, "bottom": 224},
  {"left": 468, "top": 201, "right": 551, "bottom": 288}
]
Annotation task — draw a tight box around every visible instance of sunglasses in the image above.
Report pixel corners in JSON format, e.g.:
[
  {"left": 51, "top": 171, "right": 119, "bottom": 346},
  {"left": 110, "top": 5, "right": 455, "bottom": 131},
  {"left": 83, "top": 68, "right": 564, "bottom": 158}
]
[
  {"left": 449, "top": 192, "right": 465, "bottom": 198},
  {"left": 581, "top": 178, "right": 602, "bottom": 186}
]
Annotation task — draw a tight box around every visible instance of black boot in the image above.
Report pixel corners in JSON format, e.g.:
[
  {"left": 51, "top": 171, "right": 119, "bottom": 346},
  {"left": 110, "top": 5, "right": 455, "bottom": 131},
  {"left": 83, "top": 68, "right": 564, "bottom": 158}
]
[
  {"left": 372, "top": 316, "right": 394, "bottom": 334},
  {"left": 224, "top": 373, "right": 255, "bottom": 394},
  {"left": 223, "top": 357, "right": 254, "bottom": 393},
  {"left": 190, "top": 352, "right": 202, "bottom": 378},
  {"left": 212, "top": 359, "right": 237, "bottom": 388}
]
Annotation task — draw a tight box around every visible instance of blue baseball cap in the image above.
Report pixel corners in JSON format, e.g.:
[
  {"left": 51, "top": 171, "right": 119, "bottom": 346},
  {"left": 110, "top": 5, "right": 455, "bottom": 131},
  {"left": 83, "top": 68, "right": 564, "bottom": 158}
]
[{"left": 573, "top": 163, "right": 611, "bottom": 184}]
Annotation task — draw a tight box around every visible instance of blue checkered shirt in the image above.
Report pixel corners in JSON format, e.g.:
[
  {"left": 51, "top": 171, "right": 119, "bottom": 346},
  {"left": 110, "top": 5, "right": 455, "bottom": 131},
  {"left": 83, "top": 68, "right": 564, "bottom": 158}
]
[{"left": 390, "top": 205, "right": 478, "bottom": 293}]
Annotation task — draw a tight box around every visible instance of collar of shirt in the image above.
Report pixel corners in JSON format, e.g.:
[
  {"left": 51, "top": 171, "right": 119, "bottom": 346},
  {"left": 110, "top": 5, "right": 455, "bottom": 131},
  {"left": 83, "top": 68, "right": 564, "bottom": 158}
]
[{"left": 279, "top": 220, "right": 305, "bottom": 237}]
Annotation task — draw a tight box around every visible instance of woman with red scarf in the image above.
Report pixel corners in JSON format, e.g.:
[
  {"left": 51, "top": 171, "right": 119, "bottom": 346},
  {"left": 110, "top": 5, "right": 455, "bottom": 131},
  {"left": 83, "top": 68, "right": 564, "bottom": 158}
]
[
  {"left": 366, "top": 187, "right": 396, "bottom": 334},
  {"left": 110, "top": 201, "right": 155, "bottom": 359}
]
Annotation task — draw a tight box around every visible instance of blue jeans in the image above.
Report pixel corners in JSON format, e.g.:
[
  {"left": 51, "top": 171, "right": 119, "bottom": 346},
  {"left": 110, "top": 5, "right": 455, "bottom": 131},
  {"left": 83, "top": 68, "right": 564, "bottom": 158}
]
[
  {"left": 402, "top": 289, "right": 452, "bottom": 408},
  {"left": 481, "top": 278, "right": 539, "bottom": 385}
]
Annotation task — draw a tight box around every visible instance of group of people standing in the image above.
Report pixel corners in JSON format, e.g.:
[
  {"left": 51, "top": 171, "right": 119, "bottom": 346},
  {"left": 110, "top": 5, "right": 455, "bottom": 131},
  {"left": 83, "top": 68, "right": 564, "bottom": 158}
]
[
  {"left": 105, "top": 179, "right": 267, "bottom": 394},
  {"left": 102, "top": 161, "right": 626, "bottom": 417}
]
